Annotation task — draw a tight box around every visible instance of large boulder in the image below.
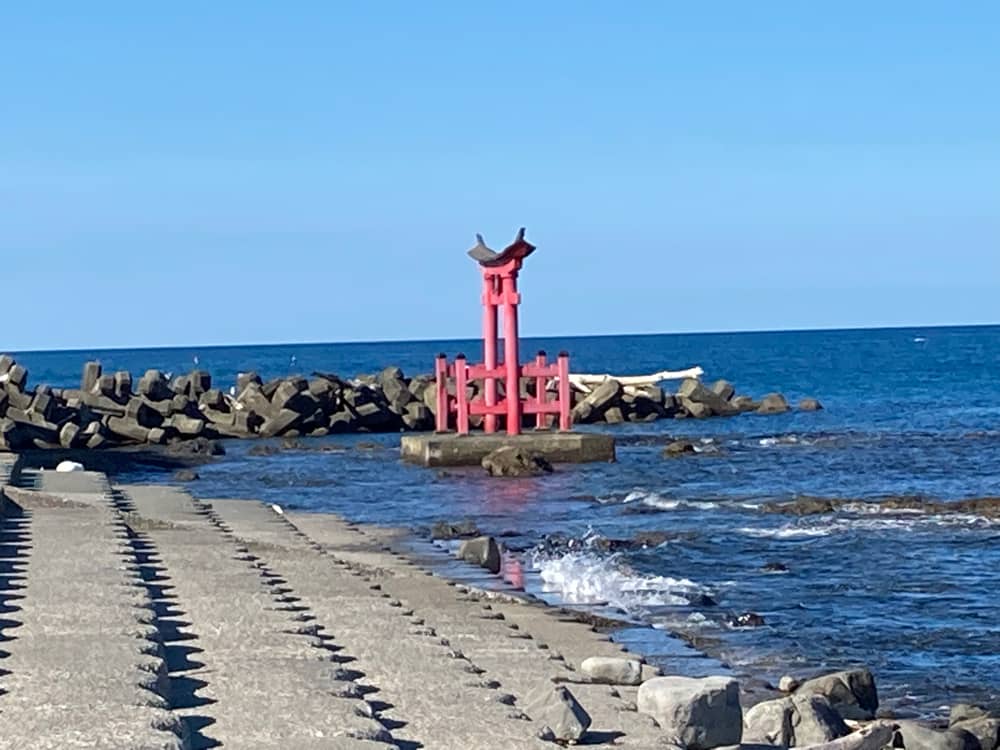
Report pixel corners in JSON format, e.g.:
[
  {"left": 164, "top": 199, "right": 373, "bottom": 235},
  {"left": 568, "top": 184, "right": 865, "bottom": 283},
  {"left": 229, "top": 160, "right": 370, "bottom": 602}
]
[
  {"left": 481, "top": 446, "right": 553, "bottom": 477},
  {"left": 677, "top": 378, "right": 737, "bottom": 416},
  {"left": 637, "top": 675, "right": 742, "bottom": 749},
  {"left": 743, "top": 694, "right": 849, "bottom": 748},
  {"left": 580, "top": 656, "right": 643, "bottom": 686},
  {"left": 950, "top": 706, "right": 1000, "bottom": 750},
  {"left": 894, "top": 721, "right": 980, "bottom": 750},
  {"left": 797, "top": 668, "right": 878, "bottom": 721},
  {"left": 524, "top": 682, "right": 591, "bottom": 743},
  {"left": 458, "top": 536, "right": 502, "bottom": 574}
]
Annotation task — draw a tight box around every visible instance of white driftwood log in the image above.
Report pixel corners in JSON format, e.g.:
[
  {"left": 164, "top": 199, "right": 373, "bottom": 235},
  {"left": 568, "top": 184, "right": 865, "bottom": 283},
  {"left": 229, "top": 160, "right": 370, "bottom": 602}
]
[{"left": 568, "top": 367, "right": 704, "bottom": 394}]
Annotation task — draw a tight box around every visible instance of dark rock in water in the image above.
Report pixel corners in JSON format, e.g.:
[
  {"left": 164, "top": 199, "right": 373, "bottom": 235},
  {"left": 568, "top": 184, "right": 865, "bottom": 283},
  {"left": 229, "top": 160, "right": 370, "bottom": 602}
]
[
  {"left": 757, "top": 393, "right": 790, "bottom": 415},
  {"left": 797, "top": 668, "right": 879, "bottom": 721},
  {"left": 763, "top": 561, "right": 789, "bottom": 572},
  {"left": 166, "top": 437, "right": 224, "bottom": 457},
  {"left": 431, "top": 519, "right": 481, "bottom": 540},
  {"left": 247, "top": 443, "right": 280, "bottom": 457},
  {"left": 663, "top": 439, "right": 698, "bottom": 457},
  {"left": 482, "top": 446, "right": 553, "bottom": 477},
  {"left": 173, "top": 469, "right": 199, "bottom": 482},
  {"left": 687, "top": 592, "right": 718, "bottom": 607},
  {"left": 281, "top": 437, "right": 306, "bottom": 451},
  {"left": 355, "top": 441, "right": 383, "bottom": 451},
  {"left": 632, "top": 530, "right": 674, "bottom": 548},
  {"left": 799, "top": 397, "right": 824, "bottom": 411},
  {"left": 730, "top": 612, "right": 766, "bottom": 628},
  {"left": 458, "top": 535, "right": 502, "bottom": 574},
  {"left": 761, "top": 496, "right": 841, "bottom": 515}
]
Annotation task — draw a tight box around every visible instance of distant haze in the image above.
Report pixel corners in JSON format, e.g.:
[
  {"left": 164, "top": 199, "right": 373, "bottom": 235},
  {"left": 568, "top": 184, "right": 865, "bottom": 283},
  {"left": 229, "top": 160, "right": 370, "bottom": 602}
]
[{"left": 2, "top": 4, "right": 997, "bottom": 350}]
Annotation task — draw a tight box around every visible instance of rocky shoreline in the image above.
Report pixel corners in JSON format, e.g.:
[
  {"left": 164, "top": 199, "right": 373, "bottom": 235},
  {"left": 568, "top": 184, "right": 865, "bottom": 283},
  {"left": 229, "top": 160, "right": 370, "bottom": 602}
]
[{"left": 0, "top": 353, "right": 820, "bottom": 452}]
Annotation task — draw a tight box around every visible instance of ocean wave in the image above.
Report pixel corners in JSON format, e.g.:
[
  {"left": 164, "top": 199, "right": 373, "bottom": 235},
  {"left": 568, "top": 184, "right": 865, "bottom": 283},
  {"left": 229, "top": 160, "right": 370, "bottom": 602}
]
[
  {"left": 530, "top": 549, "right": 710, "bottom": 613},
  {"left": 738, "top": 526, "right": 833, "bottom": 539},
  {"left": 621, "top": 491, "right": 719, "bottom": 512}
]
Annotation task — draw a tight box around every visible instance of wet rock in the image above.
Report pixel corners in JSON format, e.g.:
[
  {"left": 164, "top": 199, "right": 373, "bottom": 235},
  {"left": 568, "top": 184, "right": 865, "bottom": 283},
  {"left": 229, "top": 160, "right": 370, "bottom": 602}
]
[
  {"left": 524, "top": 682, "right": 591, "bottom": 743},
  {"left": 165, "top": 436, "right": 225, "bottom": 457},
  {"left": 247, "top": 443, "right": 281, "bottom": 457},
  {"left": 730, "top": 612, "right": 766, "bottom": 628},
  {"left": 663, "top": 440, "right": 698, "bottom": 457},
  {"left": 638, "top": 676, "right": 742, "bottom": 749},
  {"left": 430, "top": 519, "right": 481, "bottom": 540},
  {"left": 799, "top": 397, "right": 824, "bottom": 411},
  {"left": 580, "top": 656, "right": 643, "bottom": 686},
  {"left": 779, "top": 675, "right": 800, "bottom": 692},
  {"left": 173, "top": 469, "right": 200, "bottom": 482},
  {"left": 761, "top": 497, "right": 841, "bottom": 515},
  {"left": 481, "top": 446, "right": 553, "bottom": 477},
  {"left": 797, "top": 668, "right": 878, "bottom": 721},
  {"left": 893, "top": 721, "right": 980, "bottom": 750},
  {"left": 757, "top": 393, "right": 790, "bottom": 415},
  {"left": 458, "top": 536, "right": 502, "bottom": 574},
  {"left": 743, "top": 693, "right": 849, "bottom": 748},
  {"left": 764, "top": 562, "right": 790, "bottom": 573},
  {"left": 571, "top": 378, "right": 623, "bottom": 423}
]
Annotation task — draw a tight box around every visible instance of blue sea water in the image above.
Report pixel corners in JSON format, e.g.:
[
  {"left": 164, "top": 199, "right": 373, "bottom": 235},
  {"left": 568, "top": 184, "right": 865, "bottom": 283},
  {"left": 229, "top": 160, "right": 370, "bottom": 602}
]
[{"left": 12, "top": 325, "right": 1000, "bottom": 714}]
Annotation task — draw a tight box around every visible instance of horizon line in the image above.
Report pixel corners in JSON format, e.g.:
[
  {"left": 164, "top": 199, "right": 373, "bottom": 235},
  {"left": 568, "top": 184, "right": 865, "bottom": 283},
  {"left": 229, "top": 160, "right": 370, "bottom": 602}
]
[{"left": 8, "top": 320, "right": 998, "bottom": 356}]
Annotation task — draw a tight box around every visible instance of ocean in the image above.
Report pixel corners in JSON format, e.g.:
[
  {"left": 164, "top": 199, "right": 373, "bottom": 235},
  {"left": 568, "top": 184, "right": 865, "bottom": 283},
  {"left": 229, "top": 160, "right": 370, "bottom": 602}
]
[{"left": 12, "top": 325, "right": 1000, "bottom": 716}]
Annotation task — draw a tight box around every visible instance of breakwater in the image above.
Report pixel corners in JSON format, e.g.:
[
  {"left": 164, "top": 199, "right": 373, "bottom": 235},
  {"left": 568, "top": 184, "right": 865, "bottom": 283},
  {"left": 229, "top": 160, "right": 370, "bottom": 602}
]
[{"left": 0, "top": 352, "right": 814, "bottom": 451}]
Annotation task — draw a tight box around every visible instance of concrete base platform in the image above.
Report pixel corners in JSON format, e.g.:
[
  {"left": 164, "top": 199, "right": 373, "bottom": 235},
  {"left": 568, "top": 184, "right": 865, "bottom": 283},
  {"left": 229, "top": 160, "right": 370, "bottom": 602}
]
[{"left": 400, "top": 431, "right": 616, "bottom": 467}]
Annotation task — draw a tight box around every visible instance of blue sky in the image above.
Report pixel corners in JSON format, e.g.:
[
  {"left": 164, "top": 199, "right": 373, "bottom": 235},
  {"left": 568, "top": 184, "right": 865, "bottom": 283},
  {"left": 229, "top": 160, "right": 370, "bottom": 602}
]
[{"left": 2, "top": 3, "right": 997, "bottom": 350}]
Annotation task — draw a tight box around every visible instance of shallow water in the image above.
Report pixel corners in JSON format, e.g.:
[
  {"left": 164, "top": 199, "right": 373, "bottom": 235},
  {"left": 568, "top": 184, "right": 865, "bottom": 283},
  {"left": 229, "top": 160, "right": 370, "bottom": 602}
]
[{"left": 14, "top": 325, "right": 1000, "bottom": 714}]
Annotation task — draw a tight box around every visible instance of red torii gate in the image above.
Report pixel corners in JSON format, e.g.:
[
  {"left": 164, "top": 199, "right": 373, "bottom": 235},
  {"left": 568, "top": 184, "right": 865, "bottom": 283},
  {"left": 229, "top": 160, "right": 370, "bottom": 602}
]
[{"left": 434, "top": 228, "right": 572, "bottom": 436}]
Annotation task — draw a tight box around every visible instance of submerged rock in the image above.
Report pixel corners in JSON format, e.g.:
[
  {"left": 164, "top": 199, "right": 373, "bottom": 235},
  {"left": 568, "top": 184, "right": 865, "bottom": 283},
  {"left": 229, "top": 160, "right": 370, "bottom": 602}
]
[
  {"left": 481, "top": 446, "right": 553, "bottom": 477},
  {"left": 663, "top": 439, "right": 698, "bottom": 457},
  {"left": 430, "top": 519, "right": 481, "bottom": 540},
  {"left": 172, "top": 469, "right": 199, "bottom": 482},
  {"left": 637, "top": 675, "right": 742, "bottom": 750},
  {"left": 799, "top": 397, "right": 824, "bottom": 411},
  {"left": 730, "top": 612, "right": 766, "bottom": 628}
]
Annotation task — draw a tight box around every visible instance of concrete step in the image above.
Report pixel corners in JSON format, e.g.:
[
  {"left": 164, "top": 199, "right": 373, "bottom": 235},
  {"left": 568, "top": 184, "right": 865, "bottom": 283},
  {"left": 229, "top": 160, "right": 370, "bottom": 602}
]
[
  {"left": 204, "top": 498, "right": 551, "bottom": 749},
  {"left": 0, "top": 476, "right": 184, "bottom": 749},
  {"left": 120, "top": 484, "right": 394, "bottom": 748},
  {"left": 284, "top": 507, "right": 668, "bottom": 747}
]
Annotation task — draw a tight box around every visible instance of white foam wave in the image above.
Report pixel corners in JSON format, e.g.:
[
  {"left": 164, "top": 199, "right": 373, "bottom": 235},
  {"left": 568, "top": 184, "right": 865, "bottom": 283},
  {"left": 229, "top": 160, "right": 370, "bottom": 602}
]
[
  {"left": 738, "top": 526, "right": 832, "bottom": 539},
  {"left": 531, "top": 550, "right": 709, "bottom": 612},
  {"left": 622, "top": 491, "right": 719, "bottom": 512}
]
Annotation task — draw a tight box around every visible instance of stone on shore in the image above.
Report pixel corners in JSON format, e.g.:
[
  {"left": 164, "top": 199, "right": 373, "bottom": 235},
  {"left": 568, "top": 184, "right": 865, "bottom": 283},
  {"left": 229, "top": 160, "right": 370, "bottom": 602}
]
[
  {"left": 797, "top": 668, "right": 879, "bottom": 721},
  {"left": 949, "top": 705, "right": 1000, "bottom": 750},
  {"left": 524, "top": 682, "right": 592, "bottom": 743},
  {"left": 430, "top": 519, "right": 480, "bottom": 540},
  {"left": 458, "top": 536, "right": 502, "bottom": 574},
  {"left": 779, "top": 675, "right": 801, "bottom": 693},
  {"left": 894, "top": 720, "right": 980, "bottom": 750},
  {"left": 743, "top": 694, "right": 849, "bottom": 748},
  {"left": 580, "top": 656, "right": 643, "bottom": 686},
  {"left": 481, "top": 446, "right": 553, "bottom": 477},
  {"left": 637, "top": 675, "right": 742, "bottom": 749}
]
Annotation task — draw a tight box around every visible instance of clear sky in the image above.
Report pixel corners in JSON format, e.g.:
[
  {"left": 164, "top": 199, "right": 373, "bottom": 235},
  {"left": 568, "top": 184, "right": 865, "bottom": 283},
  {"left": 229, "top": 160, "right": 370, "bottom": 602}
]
[{"left": 2, "top": 3, "right": 998, "bottom": 350}]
